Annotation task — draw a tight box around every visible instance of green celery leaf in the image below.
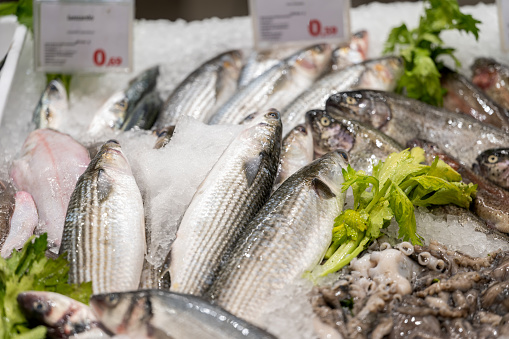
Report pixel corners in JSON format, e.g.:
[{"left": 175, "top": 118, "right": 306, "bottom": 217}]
[
  {"left": 16, "top": 0, "right": 33, "bottom": 33},
  {"left": 409, "top": 176, "right": 476, "bottom": 208},
  {"left": 376, "top": 148, "right": 427, "bottom": 187},
  {"left": 389, "top": 184, "right": 422, "bottom": 245},
  {"left": 426, "top": 156, "right": 462, "bottom": 182},
  {"left": 12, "top": 326, "right": 46, "bottom": 339},
  {"left": 366, "top": 199, "right": 393, "bottom": 239},
  {"left": 384, "top": 24, "right": 413, "bottom": 54},
  {"left": 0, "top": 2, "right": 17, "bottom": 16}
]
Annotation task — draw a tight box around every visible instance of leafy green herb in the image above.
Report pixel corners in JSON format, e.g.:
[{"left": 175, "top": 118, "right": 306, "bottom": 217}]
[
  {"left": 384, "top": 0, "right": 481, "bottom": 106},
  {"left": 0, "top": 234, "right": 93, "bottom": 339},
  {"left": 308, "top": 148, "right": 476, "bottom": 280}
]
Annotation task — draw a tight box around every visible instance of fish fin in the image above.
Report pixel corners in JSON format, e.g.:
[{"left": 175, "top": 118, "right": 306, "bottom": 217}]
[
  {"left": 244, "top": 152, "right": 264, "bottom": 187},
  {"left": 312, "top": 178, "right": 336, "bottom": 199},
  {"left": 96, "top": 169, "right": 113, "bottom": 203}
]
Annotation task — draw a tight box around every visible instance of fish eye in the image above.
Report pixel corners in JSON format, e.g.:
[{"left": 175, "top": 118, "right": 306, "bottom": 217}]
[
  {"left": 337, "top": 150, "right": 349, "bottom": 162},
  {"left": 266, "top": 111, "right": 279, "bottom": 119},
  {"left": 320, "top": 117, "right": 330, "bottom": 127},
  {"left": 296, "top": 125, "right": 307, "bottom": 134},
  {"left": 488, "top": 155, "right": 498, "bottom": 163},
  {"left": 346, "top": 97, "right": 357, "bottom": 105},
  {"left": 107, "top": 294, "right": 119, "bottom": 306},
  {"left": 33, "top": 301, "right": 48, "bottom": 314}
]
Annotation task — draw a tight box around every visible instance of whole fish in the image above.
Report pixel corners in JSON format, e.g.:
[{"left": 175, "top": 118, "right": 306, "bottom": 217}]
[
  {"left": 17, "top": 291, "right": 105, "bottom": 339},
  {"left": 61, "top": 140, "right": 145, "bottom": 293},
  {"left": 441, "top": 67, "right": 509, "bottom": 131},
  {"left": 1, "top": 191, "right": 38, "bottom": 258},
  {"left": 88, "top": 66, "right": 159, "bottom": 136},
  {"left": 332, "top": 30, "right": 368, "bottom": 72},
  {"left": 155, "top": 50, "right": 242, "bottom": 128},
  {"left": 471, "top": 58, "right": 509, "bottom": 110},
  {"left": 207, "top": 151, "right": 347, "bottom": 326},
  {"left": 325, "top": 90, "right": 509, "bottom": 167},
  {"left": 121, "top": 91, "right": 162, "bottom": 131},
  {"left": 90, "top": 289, "right": 277, "bottom": 339},
  {"left": 33, "top": 79, "right": 68, "bottom": 130},
  {"left": 153, "top": 125, "right": 175, "bottom": 149},
  {"left": 281, "top": 56, "right": 403, "bottom": 133},
  {"left": 209, "top": 44, "right": 332, "bottom": 125},
  {"left": 170, "top": 109, "right": 282, "bottom": 296},
  {"left": 10, "top": 129, "right": 90, "bottom": 252},
  {"left": 476, "top": 148, "right": 509, "bottom": 190},
  {"left": 306, "top": 109, "right": 402, "bottom": 174},
  {"left": 408, "top": 139, "right": 509, "bottom": 234},
  {"left": 274, "top": 124, "right": 314, "bottom": 188},
  {"left": 0, "top": 180, "right": 15, "bottom": 249}
]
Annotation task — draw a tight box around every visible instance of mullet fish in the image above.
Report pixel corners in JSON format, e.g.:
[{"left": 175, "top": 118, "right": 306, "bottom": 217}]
[
  {"left": 170, "top": 109, "right": 282, "bottom": 296},
  {"left": 62, "top": 140, "right": 145, "bottom": 293},
  {"left": 281, "top": 56, "right": 403, "bottom": 133},
  {"left": 33, "top": 79, "right": 68, "bottom": 130},
  {"left": 326, "top": 90, "right": 509, "bottom": 167},
  {"left": 207, "top": 151, "right": 347, "bottom": 326},
  {"left": 155, "top": 50, "right": 243, "bottom": 128},
  {"left": 90, "top": 289, "right": 277, "bottom": 339},
  {"left": 476, "top": 148, "right": 509, "bottom": 190},
  {"left": 120, "top": 91, "right": 162, "bottom": 131},
  {"left": 209, "top": 44, "right": 332, "bottom": 125}
]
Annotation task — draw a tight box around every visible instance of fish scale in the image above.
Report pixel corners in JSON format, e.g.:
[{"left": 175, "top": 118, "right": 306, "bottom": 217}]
[
  {"left": 207, "top": 151, "right": 347, "bottom": 326},
  {"left": 169, "top": 110, "right": 282, "bottom": 296}
]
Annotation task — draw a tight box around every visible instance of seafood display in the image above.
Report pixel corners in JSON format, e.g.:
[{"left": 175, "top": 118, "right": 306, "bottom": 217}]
[{"left": 3, "top": 2, "right": 509, "bottom": 338}]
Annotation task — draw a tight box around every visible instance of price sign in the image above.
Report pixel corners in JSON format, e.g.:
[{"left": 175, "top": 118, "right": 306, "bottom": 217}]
[
  {"left": 249, "top": 0, "right": 350, "bottom": 50},
  {"left": 498, "top": 0, "right": 509, "bottom": 51},
  {"left": 34, "top": 0, "right": 133, "bottom": 73}
]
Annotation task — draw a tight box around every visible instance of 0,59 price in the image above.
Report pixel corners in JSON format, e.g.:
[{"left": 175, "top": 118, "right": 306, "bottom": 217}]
[
  {"left": 308, "top": 19, "right": 338, "bottom": 38},
  {"left": 93, "top": 49, "right": 123, "bottom": 67}
]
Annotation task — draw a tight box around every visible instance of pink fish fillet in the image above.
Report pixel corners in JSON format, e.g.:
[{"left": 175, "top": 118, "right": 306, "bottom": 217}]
[
  {"left": 10, "top": 129, "right": 90, "bottom": 253},
  {"left": 1, "top": 191, "right": 38, "bottom": 258}
]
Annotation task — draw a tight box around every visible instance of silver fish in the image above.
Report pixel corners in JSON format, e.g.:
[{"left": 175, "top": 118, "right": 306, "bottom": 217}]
[
  {"left": 120, "top": 91, "right": 162, "bottom": 131},
  {"left": 209, "top": 44, "right": 333, "bottom": 125},
  {"left": 306, "top": 109, "right": 402, "bottom": 174},
  {"left": 281, "top": 56, "right": 403, "bottom": 133},
  {"left": 155, "top": 50, "right": 243, "bottom": 128},
  {"left": 331, "top": 30, "right": 369, "bottom": 71},
  {"left": 33, "top": 79, "right": 68, "bottom": 130},
  {"left": 88, "top": 66, "right": 159, "bottom": 136},
  {"left": 476, "top": 148, "right": 509, "bottom": 190},
  {"left": 152, "top": 126, "right": 175, "bottom": 149},
  {"left": 62, "top": 140, "right": 145, "bottom": 293},
  {"left": 326, "top": 90, "right": 509, "bottom": 167},
  {"left": 17, "top": 291, "right": 105, "bottom": 339},
  {"left": 1, "top": 191, "right": 38, "bottom": 258},
  {"left": 471, "top": 58, "right": 509, "bottom": 110},
  {"left": 0, "top": 180, "right": 15, "bottom": 249},
  {"left": 170, "top": 109, "right": 282, "bottom": 296},
  {"left": 207, "top": 151, "right": 347, "bottom": 326},
  {"left": 10, "top": 129, "right": 90, "bottom": 253},
  {"left": 90, "top": 289, "right": 277, "bottom": 339},
  {"left": 274, "top": 124, "right": 314, "bottom": 189}
]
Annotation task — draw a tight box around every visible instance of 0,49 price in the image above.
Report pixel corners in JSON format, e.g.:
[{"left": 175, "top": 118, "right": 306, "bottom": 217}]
[
  {"left": 93, "top": 49, "right": 123, "bottom": 67},
  {"left": 308, "top": 19, "right": 338, "bottom": 38}
]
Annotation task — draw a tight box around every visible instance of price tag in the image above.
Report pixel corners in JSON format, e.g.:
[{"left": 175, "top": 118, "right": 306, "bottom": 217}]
[
  {"left": 498, "top": 0, "right": 509, "bottom": 51},
  {"left": 249, "top": 0, "right": 350, "bottom": 50},
  {"left": 34, "top": 0, "right": 133, "bottom": 73}
]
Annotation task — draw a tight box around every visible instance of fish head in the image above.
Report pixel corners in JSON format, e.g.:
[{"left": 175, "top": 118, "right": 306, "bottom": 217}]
[
  {"left": 292, "top": 44, "right": 333, "bottom": 78},
  {"left": 326, "top": 90, "right": 392, "bottom": 129},
  {"left": 17, "top": 291, "right": 71, "bottom": 326},
  {"left": 241, "top": 109, "right": 282, "bottom": 151},
  {"left": 219, "top": 50, "right": 243, "bottom": 76},
  {"left": 285, "top": 123, "right": 314, "bottom": 153},
  {"left": 476, "top": 148, "right": 509, "bottom": 187},
  {"left": 312, "top": 150, "right": 349, "bottom": 199},
  {"left": 241, "top": 109, "right": 281, "bottom": 128},
  {"left": 92, "top": 140, "right": 132, "bottom": 175},
  {"left": 358, "top": 57, "right": 404, "bottom": 90},
  {"left": 331, "top": 31, "right": 369, "bottom": 70},
  {"left": 90, "top": 291, "right": 149, "bottom": 335},
  {"left": 471, "top": 58, "right": 500, "bottom": 90},
  {"left": 306, "top": 109, "right": 355, "bottom": 157}
]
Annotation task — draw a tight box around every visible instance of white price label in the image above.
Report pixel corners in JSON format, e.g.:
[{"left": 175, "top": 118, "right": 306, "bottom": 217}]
[
  {"left": 34, "top": 1, "right": 133, "bottom": 73},
  {"left": 498, "top": 0, "right": 509, "bottom": 51},
  {"left": 249, "top": 0, "right": 350, "bottom": 50}
]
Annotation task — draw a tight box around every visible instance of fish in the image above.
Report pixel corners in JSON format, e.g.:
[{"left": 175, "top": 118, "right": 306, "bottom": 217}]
[
  {"left": 153, "top": 126, "right": 175, "bottom": 149},
  {"left": 61, "top": 140, "right": 145, "bottom": 294},
  {"left": 281, "top": 56, "right": 403, "bottom": 133},
  {"left": 274, "top": 124, "right": 314, "bottom": 189},
  {"left": 155, "top": 50, "right": 243, "bottom": 128},
  {"left": 325, "top": 90, "right": 509, "bottom": 167},
  {"left": 306, "top": 109, "right": 403, "bottom": 174},
  {"left": 33, "top": 79, "right": 68, "bottom": 130},
  {"left": 208, "top": 44, "right": 333, "bottom": 125},
  {"left": 10, "top": 129, "right": 90, "bottom": 253},
  {"left": 17, "top": 291, "right": 105, "bottom": 339},
  {"left": 90, "top": 289, "right": 277, "bottom": 339},
  {"left": 88, "top": 66, "right": 159, "bottom": 136},
  {"left": 1, "top": 191, "right": 38, "bottom": 258},
  {"left": 331, "top": 30, "right": 369, "bottom": 72},
  {"left": 408, "top": 139, "right": 509, "bottom": 234},
  {"left": 475, "top": 148, "right": 509, "bottom": 191},
  {"left": 471, "top": 58, "right": 509, "bottom": 110},
  {"left": 441, "top": 67, "right": 509, "bottom": 131},
  {"left": 170, "top": 109, "right": 282, "bottom": 296},
  {"left": 120, "top": 91, "right": 162, "bottom": 131},
  {"left": 206, "top": 151, "right": 347, "bottom": 326},
  {"left": 0, "top": 180, "right": 15, "bottom": 249}
]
